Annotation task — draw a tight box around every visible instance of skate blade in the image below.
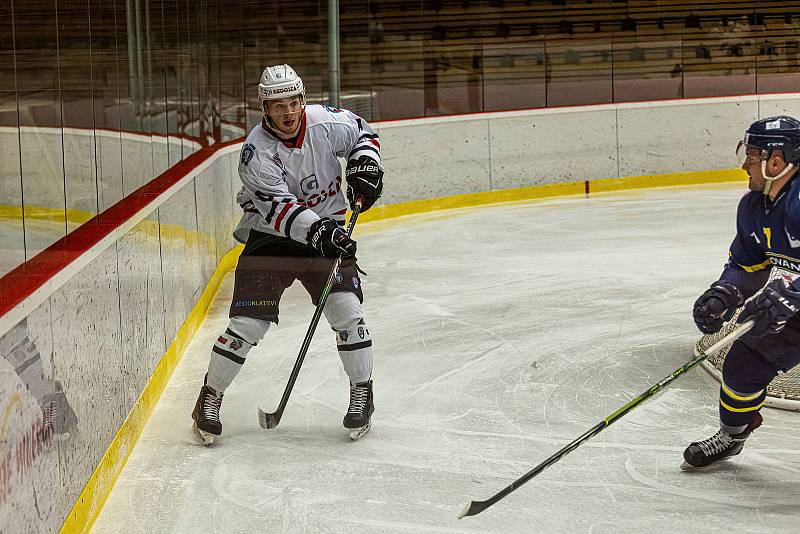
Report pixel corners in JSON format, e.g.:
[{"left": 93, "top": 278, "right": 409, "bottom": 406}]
[
  {"left": 680, "top": 460, "right": 696, "bottom": 471},
  {"left": 349, "top": 422, "right": 371, "bottom": 441},
  {"left": 192, "top": 423, "right": 215, "bottom": 447},
  {"left": 680, "top": 456, "right": 735, "bottom": 471}
]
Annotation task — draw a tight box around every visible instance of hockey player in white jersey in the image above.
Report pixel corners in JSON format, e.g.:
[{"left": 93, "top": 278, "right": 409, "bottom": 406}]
[{"left": 191, "top": 64, "right": 383, "bottom": 445}]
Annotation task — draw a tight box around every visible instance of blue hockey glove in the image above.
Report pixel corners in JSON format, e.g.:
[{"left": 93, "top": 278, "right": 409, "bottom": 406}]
[
  {"left": 693, "top": 281, "right": 744, "bottom": 334},
  {"left": 738, "top": 278, "right": 800, "bottom": 337}
]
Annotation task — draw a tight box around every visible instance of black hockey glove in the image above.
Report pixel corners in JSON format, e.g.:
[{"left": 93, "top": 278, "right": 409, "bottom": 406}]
[
  {"left": 738, "top": 278, "right": 800, "bottom": 337},
  {"left": 693, "top": 281, "right": 744, "bottom": 334},
  {"left": 345, "top": 155, "right": 383, "bottom": 212},
  {"left": 307, "top": 218, "right": 357, "bottom": 258}
]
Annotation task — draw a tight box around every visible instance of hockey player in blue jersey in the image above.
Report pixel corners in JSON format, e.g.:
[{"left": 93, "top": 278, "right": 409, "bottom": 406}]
[{"left": 685, "top": 115, "right": 800, "bottom": 468}]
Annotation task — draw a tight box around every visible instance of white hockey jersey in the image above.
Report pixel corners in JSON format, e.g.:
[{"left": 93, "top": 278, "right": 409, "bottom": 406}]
[{"left": 233, "top": 104, "right": 381, "bottom": 244}]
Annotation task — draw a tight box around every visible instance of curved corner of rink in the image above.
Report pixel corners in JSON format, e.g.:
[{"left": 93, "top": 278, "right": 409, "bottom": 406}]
[{"left": 92, "top": 183, "right": 800, "bottom": 534}]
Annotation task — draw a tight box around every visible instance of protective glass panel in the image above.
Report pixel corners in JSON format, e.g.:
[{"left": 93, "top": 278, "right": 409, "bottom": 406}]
[{"left": 15, "top": 4, "right": 67, "bottom": 259}]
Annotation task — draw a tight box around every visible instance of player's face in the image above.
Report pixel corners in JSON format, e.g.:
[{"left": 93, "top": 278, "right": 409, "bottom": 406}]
[
  {"left": 740, "top": 147, "right": 767, "bottom": 192},
  {"left": 740, "top": 146, "right": 789, "bottom": 193},
  {"left": 265, "top": 97, "right": 303, "bottom": 135}
]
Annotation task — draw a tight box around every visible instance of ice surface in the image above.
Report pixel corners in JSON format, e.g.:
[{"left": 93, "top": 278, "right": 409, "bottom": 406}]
[{"left": 93, "top": 185, "right": 800, "bottom": 533}]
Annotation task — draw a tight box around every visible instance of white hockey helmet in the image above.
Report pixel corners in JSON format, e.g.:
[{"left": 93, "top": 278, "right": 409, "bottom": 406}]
[{"left": 258, "top": 64, "right": 305, "bottom": 105}]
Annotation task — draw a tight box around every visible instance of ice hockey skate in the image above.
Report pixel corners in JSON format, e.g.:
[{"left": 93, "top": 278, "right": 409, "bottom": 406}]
[
  {"left": 681, "top": 412, "right": 762, "bottom": 469},
  {"left": 40, "top": 380, "right": 78, "bottom": 442},
  {"left": 191, "top": 377, "right": 224, "bottom": 446},
  {"left": 343, "top": 380, "right": 373, "bottom": 441}
]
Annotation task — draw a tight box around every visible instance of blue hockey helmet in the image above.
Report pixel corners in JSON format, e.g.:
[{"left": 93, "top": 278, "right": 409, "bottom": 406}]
[{"left": 737, "top": 115, "right": 800, "bottom": 165}]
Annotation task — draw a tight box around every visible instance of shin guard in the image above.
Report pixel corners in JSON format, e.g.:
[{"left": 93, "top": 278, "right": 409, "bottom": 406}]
[
  {"left": 336, "top": 319, "right": 373, "bottom": 384},
  {"left": 207, "top": 317, "right": 270, "bottom": 392}
]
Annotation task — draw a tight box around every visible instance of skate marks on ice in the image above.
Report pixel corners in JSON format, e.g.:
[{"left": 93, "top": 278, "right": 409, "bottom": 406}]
[
  {"left": 92, "top": 188, "right": 800, "bottom": 533},
  {"left": 624, "top": 449, "right": 800, "bottom": 523},
  {"left": 626, "top": 457, "right": 767, "bottom": 508},
  {"left": 178, "top": 429, "right": 506, "bottom": 533}
]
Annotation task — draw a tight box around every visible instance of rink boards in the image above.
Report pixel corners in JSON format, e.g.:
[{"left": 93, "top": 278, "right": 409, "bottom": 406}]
[{"left": 2, "top": 93, "right": 800, "bottom": 533}]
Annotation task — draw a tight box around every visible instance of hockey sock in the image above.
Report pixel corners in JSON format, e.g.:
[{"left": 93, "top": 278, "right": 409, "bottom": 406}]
[
  {"left": 336, "top": 319, "right": 373, "bottom": 384},
  {"left": 718, "top": 340, "right": 779, "bottom": 434},
  {"left": 718, "top": 382, "right": 766, "bottom": 434},
  {"left": 323, "top": 293, "right": 373, "bottom": 384},
  {"left": 207, "top": 316, "right": 270, "bottom": 392}
]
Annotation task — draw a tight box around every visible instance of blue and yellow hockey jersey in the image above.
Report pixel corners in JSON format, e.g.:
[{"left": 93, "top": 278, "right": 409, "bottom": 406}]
[{"left": 724, "top": 176, "right": 800, "bottom": 295}]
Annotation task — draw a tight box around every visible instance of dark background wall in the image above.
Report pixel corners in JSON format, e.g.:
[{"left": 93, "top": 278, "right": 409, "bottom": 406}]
[{"left": 1, "top": 0, "right": 800, "bottom": 280}]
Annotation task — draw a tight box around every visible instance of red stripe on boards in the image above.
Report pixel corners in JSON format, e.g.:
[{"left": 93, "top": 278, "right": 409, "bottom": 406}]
[{"left": 0, "top": 139, "right": 241, "bottom": 322}]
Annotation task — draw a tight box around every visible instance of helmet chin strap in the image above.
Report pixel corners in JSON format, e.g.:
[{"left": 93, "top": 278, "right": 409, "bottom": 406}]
[{"left": 761, "top": 160, "right": 795, "bottom": 196}]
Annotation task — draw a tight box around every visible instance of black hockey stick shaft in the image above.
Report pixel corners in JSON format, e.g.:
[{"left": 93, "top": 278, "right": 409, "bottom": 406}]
[
  {"left": 259, "top": 199, "right": 364, "bottom": 430},
  {"left": 459, "top": 320, "right": 754, "bottom": 518}
]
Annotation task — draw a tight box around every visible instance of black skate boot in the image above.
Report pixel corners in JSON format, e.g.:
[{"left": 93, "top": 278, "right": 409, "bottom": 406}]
[
  {"left": 343, "top": 380, "right": 374, "bottom": 441},
  {"left": 681, "top": 412, "right": 763, "bottom": 469},
  {"left": 192, "top": 375, "right": 223, "bottom": 446}
]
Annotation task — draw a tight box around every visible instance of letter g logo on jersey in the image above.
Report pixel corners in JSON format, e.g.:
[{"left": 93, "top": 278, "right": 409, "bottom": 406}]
[{"left": 301, "top": 174, "right": 319, "bottom": 195}]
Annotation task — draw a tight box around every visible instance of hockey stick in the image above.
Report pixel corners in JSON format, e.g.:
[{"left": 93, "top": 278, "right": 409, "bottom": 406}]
[
  {"left": 258, "top": 198, "right": 364, "bottom": 430},
  {"left": 459, "top": 320, "right": 754, "bottom": 519}
]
